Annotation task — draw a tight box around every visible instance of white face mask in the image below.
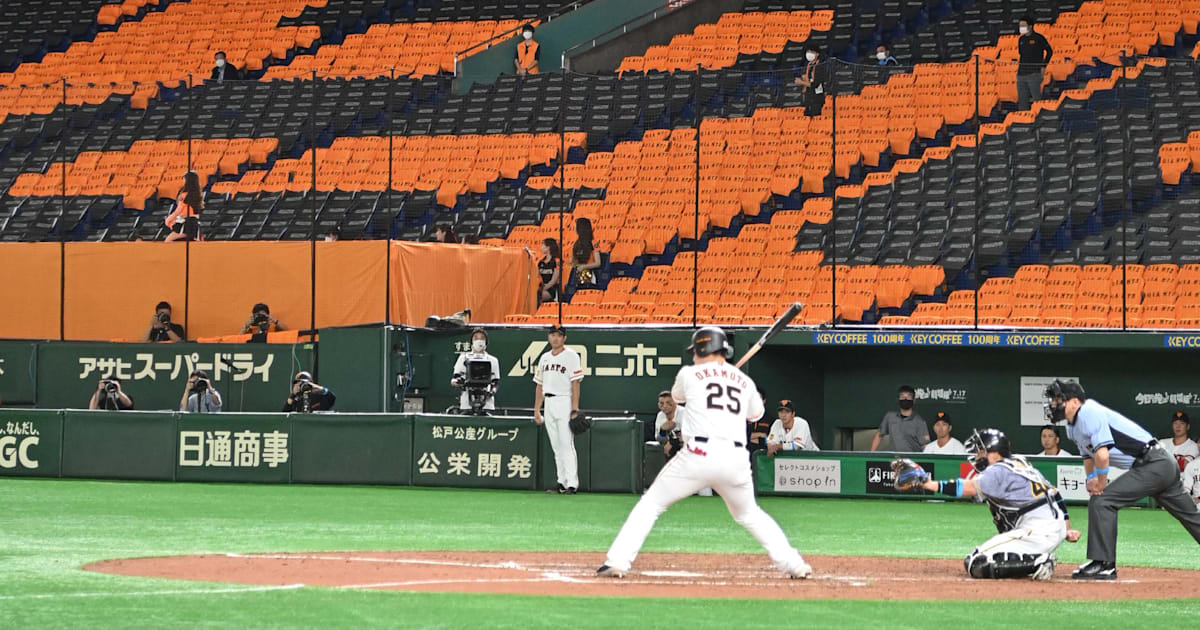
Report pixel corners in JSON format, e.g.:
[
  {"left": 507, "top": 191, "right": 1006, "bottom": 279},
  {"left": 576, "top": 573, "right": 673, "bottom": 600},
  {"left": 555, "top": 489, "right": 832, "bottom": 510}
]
[
  {"left": 472, "top": 339, "right": 487, "bottom": 353},
  {"left": 215, "top": 58, "right": 226, "bottom": 68},
  {"left": 523, "top": 31, "right": 532, "bottom": 40},
  {"left": 1019, "top": 25, "right": 1029, "bottom": 35},
  {"left": 876, "top": 52, "right": 887, "bottom": 61},
  {"left": 806, "top": 52, "right": 817, "bottom": 62}
]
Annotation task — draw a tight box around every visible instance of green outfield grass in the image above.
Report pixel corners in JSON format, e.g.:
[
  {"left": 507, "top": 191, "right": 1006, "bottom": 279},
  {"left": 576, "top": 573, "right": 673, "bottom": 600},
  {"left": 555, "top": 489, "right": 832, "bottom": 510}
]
[{"left": 2, "top": 479, "right": 1198, "bottom": 628}]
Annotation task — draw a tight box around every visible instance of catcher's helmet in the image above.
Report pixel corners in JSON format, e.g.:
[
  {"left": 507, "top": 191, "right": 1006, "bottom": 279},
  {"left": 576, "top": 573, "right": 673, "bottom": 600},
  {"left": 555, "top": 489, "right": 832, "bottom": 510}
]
[
  {"left": 965, "top": 428, "right": 1011, "bottom": 471},
  {"left": 686, "top": 326, "right": 733, "bottom": 358}
]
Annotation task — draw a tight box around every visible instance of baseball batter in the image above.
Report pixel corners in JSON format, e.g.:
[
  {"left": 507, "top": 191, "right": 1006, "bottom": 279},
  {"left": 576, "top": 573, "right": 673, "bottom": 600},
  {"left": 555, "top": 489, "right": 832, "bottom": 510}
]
[
  {"left": 533, "top": 325, "right": 583, "bottom": 494},
  {"left": 597, "top": 326, "right": 812, "bottom": 579},
  {"left": 897, "top": 428, "right": 1078, "bottom": 580}
]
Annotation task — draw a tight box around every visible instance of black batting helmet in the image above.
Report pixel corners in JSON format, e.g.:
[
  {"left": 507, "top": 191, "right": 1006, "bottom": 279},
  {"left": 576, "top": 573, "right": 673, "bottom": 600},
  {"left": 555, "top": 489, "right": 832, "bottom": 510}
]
[
  {"left": 686, "top": 326, "right": 733, "bottom": 359},
  {"left": 965, "top": 428, "right": 1011, "bottom": 471}
]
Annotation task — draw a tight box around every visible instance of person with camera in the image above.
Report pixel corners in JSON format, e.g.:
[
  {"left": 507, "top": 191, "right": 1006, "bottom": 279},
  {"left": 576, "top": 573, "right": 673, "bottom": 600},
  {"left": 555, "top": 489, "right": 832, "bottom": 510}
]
[
  {"left": 143, "top": 301, "right": 185, "bottom": 342},
  {"left": 179, "top": 369, "right": 222, "bottom": 413},
  {"left": 88, "top": 376, "right": 135, "bottom": 410},
  {"left": 282, "top": 371, "right": 335, "bottom": 412},
  {"left": 240, "top": 303, "right": 285, "bottom": 335},
  {"left": 451, "top": 328, "right": 501, "bottom": 415}
]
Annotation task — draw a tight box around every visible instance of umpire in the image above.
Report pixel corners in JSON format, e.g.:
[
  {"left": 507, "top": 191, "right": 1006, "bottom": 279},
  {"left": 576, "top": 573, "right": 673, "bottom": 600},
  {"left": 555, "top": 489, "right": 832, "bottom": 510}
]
[{"left": 1045, "top": 380, "right": 1200, "bottom": 579}]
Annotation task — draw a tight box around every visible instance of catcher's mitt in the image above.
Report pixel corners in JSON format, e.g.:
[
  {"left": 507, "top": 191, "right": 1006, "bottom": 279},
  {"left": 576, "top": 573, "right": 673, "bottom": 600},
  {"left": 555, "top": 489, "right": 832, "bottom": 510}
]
[
  {"left": 891, "top": 458, "right": 930, "bottom": 492},
  {"left": 569, "top": 412, "right": 592, "bottom": 435}
]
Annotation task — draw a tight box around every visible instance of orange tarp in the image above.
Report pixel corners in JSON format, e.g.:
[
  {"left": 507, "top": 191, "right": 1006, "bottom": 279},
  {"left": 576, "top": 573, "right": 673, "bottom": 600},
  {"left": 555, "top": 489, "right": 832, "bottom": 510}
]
[
  {"left": 0, "top": 242, "right": 62, "bottom": 339},
  {"left": 389, "top": 241, "right": 539, "bottom": 326},
  {"left": 0, "top": 241, "right": 538, "bottom": 340},
  {"left": 64, "top": 241, "right": 187, "bottom": 341}
]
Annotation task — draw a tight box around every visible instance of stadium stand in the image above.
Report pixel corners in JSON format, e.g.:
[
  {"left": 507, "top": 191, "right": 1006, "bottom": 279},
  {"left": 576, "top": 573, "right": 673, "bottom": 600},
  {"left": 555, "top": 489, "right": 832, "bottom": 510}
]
[{"left": 2, "top": 0, "right": 1200, "bottom": 328}]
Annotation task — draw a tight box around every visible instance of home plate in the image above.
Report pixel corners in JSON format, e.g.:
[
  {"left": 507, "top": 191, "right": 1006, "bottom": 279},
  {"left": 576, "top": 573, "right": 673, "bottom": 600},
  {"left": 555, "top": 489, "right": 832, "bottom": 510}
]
[{"left": 642, "top": 570, "right": 706, "bottom": 578}]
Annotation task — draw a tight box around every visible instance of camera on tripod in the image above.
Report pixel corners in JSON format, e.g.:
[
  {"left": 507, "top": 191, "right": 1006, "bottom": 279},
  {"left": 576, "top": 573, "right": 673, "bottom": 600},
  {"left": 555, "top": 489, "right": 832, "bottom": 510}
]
[
  {"left": 101, "top": 379, "right": 119, "bottom": 395},
  {"left": 461, "top": 359, "right": 496, "bottom": 416},
  {"left": 193, "top": 378, "right": 209, "bottom": 393}
]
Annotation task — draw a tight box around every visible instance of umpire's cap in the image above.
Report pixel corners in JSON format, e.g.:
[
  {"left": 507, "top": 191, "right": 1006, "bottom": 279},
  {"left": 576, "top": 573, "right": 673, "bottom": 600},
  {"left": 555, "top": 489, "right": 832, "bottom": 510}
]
[
  {"left": 1044, "top": 379, "right": 1086, "bottom": 401},
  {"left": 687, "top": 326, "right": 733, "bottom": 358}
]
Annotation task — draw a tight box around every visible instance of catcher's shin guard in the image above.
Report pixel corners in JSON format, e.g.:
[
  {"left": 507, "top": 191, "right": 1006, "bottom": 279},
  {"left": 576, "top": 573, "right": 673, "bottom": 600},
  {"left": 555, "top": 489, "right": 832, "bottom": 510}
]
[{"left": 966, "top": 551, "right": 1043, "bottom": 579}]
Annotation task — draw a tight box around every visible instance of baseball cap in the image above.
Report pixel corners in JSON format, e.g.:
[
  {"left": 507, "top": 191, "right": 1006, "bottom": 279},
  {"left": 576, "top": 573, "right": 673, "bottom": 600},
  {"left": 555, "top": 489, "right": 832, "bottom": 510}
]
[
  {"left": 778, "top": 399, "right": 795, "bottom": 411},
  {"left": 1173, "top": 410, "right": 1190, "bottom": 424},
  {"left": 935, "top": 410, "right": 951, "bottom": 424},
  {"left": 548, "top": 325, "right": 567, "bottom": 336}
]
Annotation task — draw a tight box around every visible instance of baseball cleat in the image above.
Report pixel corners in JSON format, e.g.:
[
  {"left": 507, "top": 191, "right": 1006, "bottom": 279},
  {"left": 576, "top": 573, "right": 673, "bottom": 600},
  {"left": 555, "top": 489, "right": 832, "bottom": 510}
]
[
  {"left": 565, "top": 487, "right": 578, "bottom": 495},
  {"left": 787, "top": 562, "right": 813, "bottom": 580},
  {"left": 546, "top": 483, "right": 565, "bottom": 494},
  {"left": 1071, "top": 560, "right": 1116, "bottom": 580},
  {"left": 596, "top": 565, "right": 626, "bottom": 578},
  {"left": 1031, "top": 555, "right": 1056, "bottom": 581}
]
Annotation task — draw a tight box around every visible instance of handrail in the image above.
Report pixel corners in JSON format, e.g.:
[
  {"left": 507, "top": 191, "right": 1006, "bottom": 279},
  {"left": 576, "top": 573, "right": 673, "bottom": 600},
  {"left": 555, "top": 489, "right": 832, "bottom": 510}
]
[
  {"left": 559, "top": 0, "right": 676, "bottom": 71},
  {"left": 452, "top": 0, "right": 592, "bottom": 76}
]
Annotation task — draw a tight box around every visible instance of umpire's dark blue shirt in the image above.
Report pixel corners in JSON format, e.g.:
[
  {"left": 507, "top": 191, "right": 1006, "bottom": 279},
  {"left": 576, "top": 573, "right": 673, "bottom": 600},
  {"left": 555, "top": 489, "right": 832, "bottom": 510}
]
[{"left": 1066, "top": 399, "right": 1153, "bottom": 469}]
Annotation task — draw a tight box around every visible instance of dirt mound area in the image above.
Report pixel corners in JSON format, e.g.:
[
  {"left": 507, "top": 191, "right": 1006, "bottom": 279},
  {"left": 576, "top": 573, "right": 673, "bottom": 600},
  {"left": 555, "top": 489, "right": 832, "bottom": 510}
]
[{"left": 84, "top": 551, "right": 1198, "bottom": 600}]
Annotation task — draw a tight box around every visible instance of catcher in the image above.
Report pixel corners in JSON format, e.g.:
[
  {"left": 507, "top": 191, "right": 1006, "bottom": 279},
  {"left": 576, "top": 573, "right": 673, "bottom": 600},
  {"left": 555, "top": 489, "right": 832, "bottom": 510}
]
[{"left": 892, "top": 428, "right": 1080, "bottom": 580}]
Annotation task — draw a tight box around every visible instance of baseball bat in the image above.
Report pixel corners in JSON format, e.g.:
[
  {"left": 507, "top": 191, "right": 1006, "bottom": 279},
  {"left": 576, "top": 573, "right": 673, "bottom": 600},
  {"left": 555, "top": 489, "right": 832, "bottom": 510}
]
[{"left": 735, "top": 302, "right": 803, "bottom": 368}]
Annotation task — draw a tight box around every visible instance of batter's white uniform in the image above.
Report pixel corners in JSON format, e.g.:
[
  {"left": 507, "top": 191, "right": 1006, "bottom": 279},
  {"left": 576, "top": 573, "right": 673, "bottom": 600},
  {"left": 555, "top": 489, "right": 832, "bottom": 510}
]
[
  {"left": 603, "top": 359, "right": 810, "bottom": 576},
  {"left": 452, "top": 351, "right": 500, "bottom": 410},
  {"left": 534, "top": 346, "right": 583, "bottom": 490},
  {"left": 1182, "top": 458, "right": 1200, "bottom": 508},
  {"left": 767, "top": 418, "right": 819, "bottom": 451}
]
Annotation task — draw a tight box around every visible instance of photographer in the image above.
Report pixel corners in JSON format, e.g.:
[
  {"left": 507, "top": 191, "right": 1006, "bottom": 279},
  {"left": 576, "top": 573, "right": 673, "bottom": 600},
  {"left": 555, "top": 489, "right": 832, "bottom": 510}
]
[
  {"left": 88, "top": 376, "right": 135, "bottom": 410},
  {"left": 180, "top": 369, "right": 222, "bottom": 413},
  {"left": 144, "top": 301, "right": 185, "bottom": 342},
  {"left": 450, "top": 328, "right": 500, "bottom": 414},
  {"left": 240, "top": 303, "right": 286, "bottom": 335},
  {"left": 282, "top": 371, "right": 335, "bottom": 412}
]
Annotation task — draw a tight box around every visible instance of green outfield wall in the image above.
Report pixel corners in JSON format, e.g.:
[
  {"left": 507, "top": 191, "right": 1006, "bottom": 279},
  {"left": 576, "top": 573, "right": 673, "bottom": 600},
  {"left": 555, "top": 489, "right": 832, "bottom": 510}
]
[{"left": 0, "top": 409, "right": 645, "bottom": 493}]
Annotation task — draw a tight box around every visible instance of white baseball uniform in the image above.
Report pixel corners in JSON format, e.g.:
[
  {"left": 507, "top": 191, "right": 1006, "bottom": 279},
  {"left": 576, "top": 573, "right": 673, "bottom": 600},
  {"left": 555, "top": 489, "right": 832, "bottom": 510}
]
[
  {"left": 923, "top": 437, "right": 968, "bottom": 455},
  {"left": 452, "top": 351, "right": 500, "bottom": 410},
  {"left": 767, "top": 417, "right": 819, "bottom": 451},
  {"left": 1182, "top": 458, "right": 1200, "bottom": 507},
  {"left": 534, "top": 346, "right": 582, "bottom": 490},
  {"left": 1034, "top": 448, "right": 1076, "bottom": 457},
  {"left": 603, "top": 359, "right": 810, "bottom": 576},
  {"left": 1157, "top": 437, "right": 1200, "bottom": 473}
]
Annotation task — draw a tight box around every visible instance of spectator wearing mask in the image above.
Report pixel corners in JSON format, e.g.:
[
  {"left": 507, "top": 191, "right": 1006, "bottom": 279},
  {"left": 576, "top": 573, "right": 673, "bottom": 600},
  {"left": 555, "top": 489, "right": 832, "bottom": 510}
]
[
  {"left": 921, "top": 411, "right": 967, "bottom": 455},
  {"left": 876, "top": 44, "right": 899, "bottom": 66},
  {"left": 144, "top": 300, "right": 185, "bottom": 342},
  {"left": 538, "top": 238, "right": 562, "bottom": 304},
  {"left": 766, "top": 399, "right": 819, "bottom": 454},
  {"left": 1036, "top": 424, "right": 1075, "bottom": 457},
  {"left": 571, "top": 218, "right": 601, "bottom": 289},
  {"left": 241, "top": 303, "right": 286, "bottom": 335},
  {"left": 211, "top": 51, "right": 243, "bottom": 82},
  {"left": 1016, "top": 16, "right": 1053, "bottom": 110},
  {"left": 165, "top": 171, "right": 202, "bottom": 242},
  {"left": 283, "top": 371, "right": 335, "bottom": 412},
  {"left": 514, "top": 24, "right": 539, "bottom": 76},
  {"left": 1158, "top": 411, "right": 1200, "bottom": 473},
  {"left": 88, "top": 376, "right": 135, "bottom": 410},
  {"left": 180, "top": 370, "right": 222, "bottom": 412},
  {"left": 794, "top": 44, "right": 829, "bottom": 117},
  {"left": 869, "top": 385, "right": 930, "bottom": 452}
]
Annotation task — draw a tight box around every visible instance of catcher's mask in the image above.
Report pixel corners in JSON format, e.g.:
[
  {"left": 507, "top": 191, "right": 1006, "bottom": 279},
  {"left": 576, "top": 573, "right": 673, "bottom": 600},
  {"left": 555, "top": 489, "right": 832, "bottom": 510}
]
[
  {"left": 964, "top": 428, "right": 1011, "bottom": 472},
  {"left": 1043, "top": 379, "right": 1085, "bottom": 423},
  {"left": 686, "top": 326, "right": 733, "bottom": 359}
]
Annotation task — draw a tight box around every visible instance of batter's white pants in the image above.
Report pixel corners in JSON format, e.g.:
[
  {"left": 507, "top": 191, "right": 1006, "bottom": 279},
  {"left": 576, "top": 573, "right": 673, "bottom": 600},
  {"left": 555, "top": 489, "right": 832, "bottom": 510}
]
[
  {"left": 544, "top": 396, "right": 578, "bottom": 489},
  {"left": 968, "top": 515, "right": 1066, "bottom": 560},
  {"left": 604, "top": 438, "right": 808, "bottom": 575}
]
